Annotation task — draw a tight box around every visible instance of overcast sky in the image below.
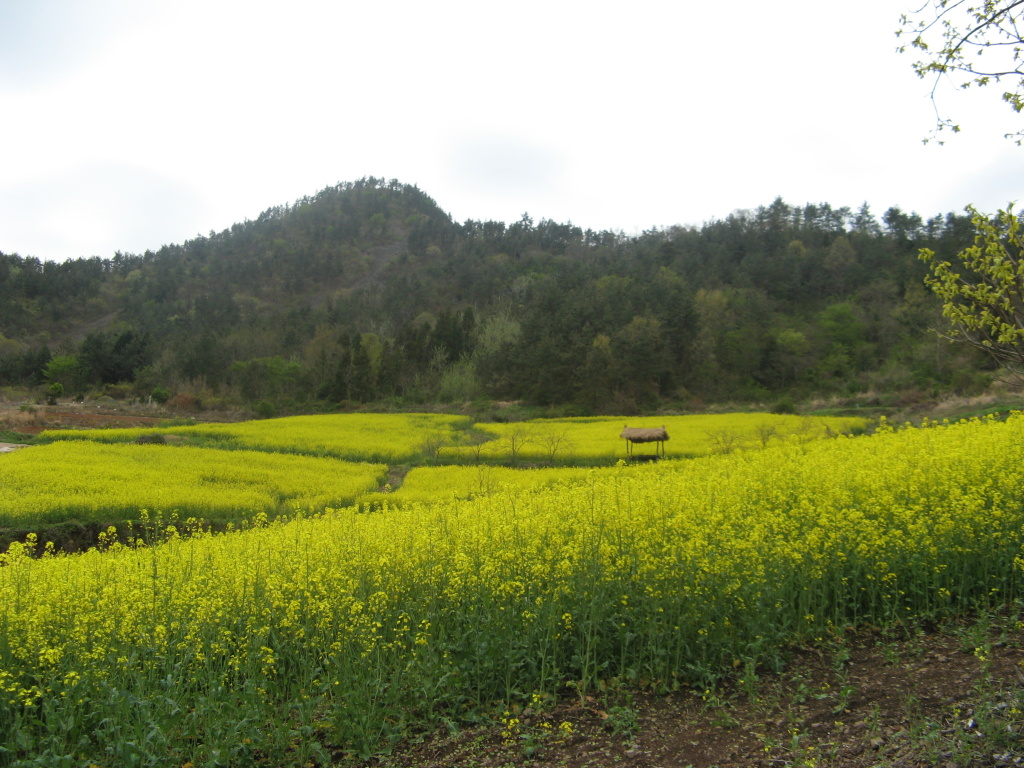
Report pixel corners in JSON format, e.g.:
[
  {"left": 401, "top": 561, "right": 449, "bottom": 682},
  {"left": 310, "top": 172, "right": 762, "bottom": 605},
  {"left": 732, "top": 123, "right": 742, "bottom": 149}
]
[{"left": 2, "top": 0, "right": 1023, "bottom": 263}]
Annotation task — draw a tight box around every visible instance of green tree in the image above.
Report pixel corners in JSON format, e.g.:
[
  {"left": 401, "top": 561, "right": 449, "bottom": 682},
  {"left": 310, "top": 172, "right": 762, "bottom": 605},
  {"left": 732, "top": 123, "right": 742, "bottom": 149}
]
[
  {"left": 919, "top": 205, "right": 1024, "bottom": 375},
  {"left": 79, "top": 330, "right": 150, "bottom": 385},
  {"left": 578, "top": 334, "right": 620, "bottom": 413},
  {"left": 349, "top": 339, "right": 375, "bottom": 402},
  {"left": 898, "top": 0, "right": 1024, "bottom": 142},
  {"left": 824, "top": 235, "right": 857, "bottom": 295},
  {"left": 375, "top": 340, "right": 405, "bottom": 398},
  {"left": 771, "top": 328, "right": 813, "bottom": 386},
  {"left": 229, "top": 357, "right": 302, "bottom": 401},
  {"left": 325, "top": 341, "right": 353, "bottom": 402},
  {"left": 613, "top": 316, "right": 671, "bottom": 409},
  {"left": 44, "top": 355, "right": 84, "bottom": 393},
  {"left": 302, "top": 324, "right": 342, "bottom": 393}
]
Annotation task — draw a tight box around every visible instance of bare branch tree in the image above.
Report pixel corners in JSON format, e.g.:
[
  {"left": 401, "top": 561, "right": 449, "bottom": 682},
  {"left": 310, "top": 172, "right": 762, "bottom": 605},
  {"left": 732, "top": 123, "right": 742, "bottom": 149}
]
[
  {"left": 754, "top": 421, "right": 779, "bottom": 449},
  {"left": 705, "top": 429, "right": 740, "bottom": 455},
  {"left": 534, "top": 429, "right": 576, "bottom": 465},
  {"left": 501, "top": 424, "right": 536, "bottom": 464},
  {"left": 898, "top": 0, "right": 1024, "bottom": 143}
]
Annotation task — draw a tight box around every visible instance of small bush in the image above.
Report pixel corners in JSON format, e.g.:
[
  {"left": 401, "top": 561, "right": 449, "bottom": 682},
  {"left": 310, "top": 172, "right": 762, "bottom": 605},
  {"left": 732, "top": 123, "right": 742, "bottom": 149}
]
[
  {"left": 45, "top": 382, "right": 63, "bottom": 406},
  {"left": 102, "top": 384, "right": 132, "bottom": 401},
  {"left": 771, "top": 397, "right": 797, "bottom": 415}
]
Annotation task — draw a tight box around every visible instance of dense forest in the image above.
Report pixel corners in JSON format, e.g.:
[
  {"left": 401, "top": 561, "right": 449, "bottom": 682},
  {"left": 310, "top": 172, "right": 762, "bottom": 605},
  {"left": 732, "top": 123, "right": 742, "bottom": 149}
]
[{"left": 0, "top": 177, "right": 993, "bottom": 414}]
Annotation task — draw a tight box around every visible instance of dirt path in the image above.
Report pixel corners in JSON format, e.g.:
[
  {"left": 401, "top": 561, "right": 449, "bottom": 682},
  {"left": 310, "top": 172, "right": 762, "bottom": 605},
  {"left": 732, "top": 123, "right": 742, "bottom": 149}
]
[{"left": 0, "top": 443, "right": 28, "bottom": 453}]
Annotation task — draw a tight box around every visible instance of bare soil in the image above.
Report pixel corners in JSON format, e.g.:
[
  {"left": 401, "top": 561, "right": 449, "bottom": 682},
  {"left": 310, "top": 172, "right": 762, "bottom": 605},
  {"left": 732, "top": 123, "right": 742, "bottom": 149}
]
[
  {"left": 0, "top": 400, "right": 246, "bottom": 436},
  {"left": 0, "top": 403, "right": 167, "bottom": 435},
  {"left": 362, "top": 619, "right": 1024, "bottom": 768}
]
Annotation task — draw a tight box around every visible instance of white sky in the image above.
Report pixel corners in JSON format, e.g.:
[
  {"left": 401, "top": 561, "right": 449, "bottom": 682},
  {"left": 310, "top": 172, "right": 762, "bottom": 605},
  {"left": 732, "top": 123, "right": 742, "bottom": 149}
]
[{"left": 2, "top": 0, "right": 1023, "bottom": 263}]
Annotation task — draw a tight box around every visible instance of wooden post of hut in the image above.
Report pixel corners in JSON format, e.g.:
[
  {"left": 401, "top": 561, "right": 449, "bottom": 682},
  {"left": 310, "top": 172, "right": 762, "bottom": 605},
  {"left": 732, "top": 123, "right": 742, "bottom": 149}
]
[{"left": 620, "top": 425, "right": 669, "bottom": 460}]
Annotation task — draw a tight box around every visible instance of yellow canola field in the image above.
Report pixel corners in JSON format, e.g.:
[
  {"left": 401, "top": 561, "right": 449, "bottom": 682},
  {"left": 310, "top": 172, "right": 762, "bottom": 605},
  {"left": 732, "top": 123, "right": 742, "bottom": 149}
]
[
  {"left": 0, "top": 441, "right": 387, "bottom": 526},
  {"left": 359, "top": 464, "right": 596, "bottom": 506},
  {"left": 39, "top": 412, "right": 470, "bottom": 462},
  {"left": 443, "top": 412, "right": 867, "bottom": 463},
  {"left": 39, "top": 411, "right": 864, "bottom": 466},
  {"left": 0, "top": 415, "right": 1020, "bottom": 763}
]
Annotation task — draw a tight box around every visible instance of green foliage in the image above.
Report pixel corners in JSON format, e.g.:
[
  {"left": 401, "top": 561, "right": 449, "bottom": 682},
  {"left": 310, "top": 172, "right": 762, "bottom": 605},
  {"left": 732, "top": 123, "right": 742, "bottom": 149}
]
[
  {"left": 229, "top": 356, "right": 301, "bottom": 402},
  {"left": 79, "top": 329, "right": 151, "bottom": 385},
  {"left": 0, "top": 185, "right": 984, "bottom": 409},
  {"left": 45, "top": 382, "right": 63, "bottom": 405},
  {"left": 771, "top": 397, "right": 797, "bottom": 415},
  {"left": 254, "top": 400, "right": 277, "bottom": 418},
  {"left": 43, "top": 355, "right": 83, "bottom": 393},
  {"left": 437, "top": 358, "right": 481, "bottom": 402},
  {"left": 919, "top": 205, "right": 1024, "bottom": 376},
  {"left": 605, "top": 703, "right": 640, "bottom": 742}
]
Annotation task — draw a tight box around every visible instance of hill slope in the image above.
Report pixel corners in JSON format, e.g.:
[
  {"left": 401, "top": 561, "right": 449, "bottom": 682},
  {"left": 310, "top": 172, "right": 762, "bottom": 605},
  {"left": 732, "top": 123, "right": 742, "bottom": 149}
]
[{"left": 0, "top": 179, "right": 989, "bottom": 411}]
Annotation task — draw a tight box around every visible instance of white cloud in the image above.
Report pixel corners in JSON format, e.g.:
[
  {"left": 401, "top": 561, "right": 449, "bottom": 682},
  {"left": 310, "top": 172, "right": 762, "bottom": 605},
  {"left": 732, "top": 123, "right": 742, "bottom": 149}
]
[
  {"left": 0, "top": 163, "right": 208, "bottom": 258},
  {"left": 1, "top": 0, "right": 1022, "bottom": 261}
]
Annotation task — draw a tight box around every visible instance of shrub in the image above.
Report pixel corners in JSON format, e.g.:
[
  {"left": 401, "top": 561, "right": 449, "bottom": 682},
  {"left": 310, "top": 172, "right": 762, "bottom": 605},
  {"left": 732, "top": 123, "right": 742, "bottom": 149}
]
[
  {"left": 102, "top": 384, "right": 132, "bottom": 401},
  {"left": 45, "top": 382, "right": 63, "bottom": 406},
  {"left": 771, "top": 397, "right": 797, "bottom": 415},
  {"left": 167, "top": 393, "right": 201, "bottom": 411}
]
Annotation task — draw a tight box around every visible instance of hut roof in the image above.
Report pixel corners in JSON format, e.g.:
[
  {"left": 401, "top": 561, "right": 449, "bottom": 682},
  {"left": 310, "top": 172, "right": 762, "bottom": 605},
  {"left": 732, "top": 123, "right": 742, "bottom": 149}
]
[{"left": 620, "top": 426, "right": 669, "bottom": 443}]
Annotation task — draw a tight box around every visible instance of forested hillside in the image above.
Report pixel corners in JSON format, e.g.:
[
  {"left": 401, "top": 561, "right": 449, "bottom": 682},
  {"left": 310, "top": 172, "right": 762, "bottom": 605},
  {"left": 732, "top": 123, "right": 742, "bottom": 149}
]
[{"left": 0, "top": 177, "right": 990, "bottom": 413}]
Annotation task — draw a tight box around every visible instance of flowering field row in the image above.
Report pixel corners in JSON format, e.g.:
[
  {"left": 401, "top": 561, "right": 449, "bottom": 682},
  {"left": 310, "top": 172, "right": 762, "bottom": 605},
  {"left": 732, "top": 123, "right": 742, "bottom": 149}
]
[
  {"left": 10, "top": 412, "right": 864, "bottom": 534},
  {"left": 0, "top": 415, "right": 1019, "bottom": 764},
  {"left": 442, "top": 412, "right": 868, "bottom": 463},
  {"left": 39, "top": 412, "right": 471, "bottom": 463},
  {"left": 37, "top": 411, "right": 865, "bottom": 465},
  {"left": 0, "top": 441, "right": 386, "bottom": 527},
  {"left": 358, "top": 464, "right": 596, "bottom": 507}
]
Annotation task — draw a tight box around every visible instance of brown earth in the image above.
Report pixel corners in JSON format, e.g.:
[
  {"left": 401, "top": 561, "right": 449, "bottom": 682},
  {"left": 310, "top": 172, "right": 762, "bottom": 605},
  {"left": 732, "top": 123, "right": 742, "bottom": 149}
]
[
  {"left": 362, "top": 618, "right": 1024, "bottom": 768},
  {"left": 0, "top": 401, "right": 248, "bottom": 436},
  {"left": 0, "top": 403, "right": 168, "bottom": 435},
  {"left": 23, "top": 409, "right": 168, "bottom": 432}
]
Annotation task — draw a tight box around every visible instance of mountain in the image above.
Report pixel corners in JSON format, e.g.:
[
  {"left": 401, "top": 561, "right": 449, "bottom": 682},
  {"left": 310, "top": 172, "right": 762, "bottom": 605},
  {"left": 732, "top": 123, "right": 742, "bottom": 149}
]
[{"left": 0, "top": 177, "right": 989, "bottom": 413}]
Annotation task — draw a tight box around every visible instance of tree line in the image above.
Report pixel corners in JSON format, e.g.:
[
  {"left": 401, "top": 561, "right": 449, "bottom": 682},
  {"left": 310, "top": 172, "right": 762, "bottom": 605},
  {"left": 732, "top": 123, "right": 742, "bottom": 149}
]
[{"left": 0, "top": 178, "right": 991, "bottom": 414}]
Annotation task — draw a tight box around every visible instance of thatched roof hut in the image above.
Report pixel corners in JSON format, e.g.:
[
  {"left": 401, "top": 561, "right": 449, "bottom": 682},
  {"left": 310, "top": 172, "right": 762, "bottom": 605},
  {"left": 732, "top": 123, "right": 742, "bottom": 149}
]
[
  {"left": 620, "top": 425, "right": 669, "bottom": 457},
  {"left": 620, "top": 427, "right": 669, "bottom": 443}
]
